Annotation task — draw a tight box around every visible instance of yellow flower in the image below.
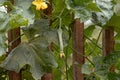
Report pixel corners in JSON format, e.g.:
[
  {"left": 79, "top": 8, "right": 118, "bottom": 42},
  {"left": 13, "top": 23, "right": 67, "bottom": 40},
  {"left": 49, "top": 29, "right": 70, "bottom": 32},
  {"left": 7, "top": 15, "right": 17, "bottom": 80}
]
[{"left": 32, "top": 0, "right": 48, "bottom": 10}]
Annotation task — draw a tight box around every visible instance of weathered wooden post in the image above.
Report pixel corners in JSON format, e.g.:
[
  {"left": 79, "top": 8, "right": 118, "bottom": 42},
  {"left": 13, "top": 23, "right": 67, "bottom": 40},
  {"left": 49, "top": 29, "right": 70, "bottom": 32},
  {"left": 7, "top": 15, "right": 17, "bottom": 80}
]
[
  {"left": 102, "top": 27, "right": 114, "bottom": 72},
  {"left": 72, "top": 19, "right": 84, "bottom": 80},
  {"left": 102, "top": 28, "right": 114, "bottom": 56}
]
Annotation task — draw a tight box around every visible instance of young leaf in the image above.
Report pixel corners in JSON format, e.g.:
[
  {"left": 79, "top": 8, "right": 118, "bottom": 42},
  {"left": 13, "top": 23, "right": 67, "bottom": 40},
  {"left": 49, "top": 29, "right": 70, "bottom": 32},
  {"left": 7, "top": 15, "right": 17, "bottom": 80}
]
[{"left": 9, "top": 14, "right": 28, "bottom": 28}]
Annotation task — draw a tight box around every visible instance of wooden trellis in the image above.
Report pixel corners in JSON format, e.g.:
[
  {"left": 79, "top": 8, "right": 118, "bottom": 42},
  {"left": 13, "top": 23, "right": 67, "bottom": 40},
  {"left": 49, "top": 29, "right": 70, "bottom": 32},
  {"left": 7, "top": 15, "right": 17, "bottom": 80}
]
[{"left": 6, "top": 0, "right": 115, "bottom": 80}]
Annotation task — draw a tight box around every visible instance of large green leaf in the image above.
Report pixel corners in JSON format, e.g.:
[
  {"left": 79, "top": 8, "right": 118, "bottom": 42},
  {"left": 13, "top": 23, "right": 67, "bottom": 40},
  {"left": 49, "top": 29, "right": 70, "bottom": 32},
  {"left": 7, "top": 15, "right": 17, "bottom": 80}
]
[
  {"left": 0, "top": 19, "right": 58, "bottom": 80},
  {"left": 65, "top": 0, "right": 101, "bottom": 22},
  {"left": 92, "top": 0, "right": 114, "bottom": 26},
  {"left": 65, "top": 0, "right": 92, "bottom": 22},
  {"left": 23, "top": 19, "right": 59, "bottom": 44},
  {"left": 93, "top": 51, "right": 120, "bottom": 79},
  {"left": 0, "top": 11, "right": 28, "bottom": 33},
  {"left": 13, "top": 0, "right": 34, "bottom": 25},
  {"left": 0, "top": 42, "right": 57, "bottom": 80},
  {"left": 0, "top": 0, "right": 34, "bottom": 31}
]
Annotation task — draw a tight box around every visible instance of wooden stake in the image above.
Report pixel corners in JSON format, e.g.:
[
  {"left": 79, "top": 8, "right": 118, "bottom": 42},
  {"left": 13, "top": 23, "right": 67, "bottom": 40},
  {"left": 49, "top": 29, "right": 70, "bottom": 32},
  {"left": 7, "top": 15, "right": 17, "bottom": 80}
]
[
  {"left": 102, "top": 28, "right": 114, "bottom": 72},
  {"left": 72, "top": 19, "right": 84, "bottom": 80},
  {"left": 102, "top": 28, "right": 114, "bottom": 56}
]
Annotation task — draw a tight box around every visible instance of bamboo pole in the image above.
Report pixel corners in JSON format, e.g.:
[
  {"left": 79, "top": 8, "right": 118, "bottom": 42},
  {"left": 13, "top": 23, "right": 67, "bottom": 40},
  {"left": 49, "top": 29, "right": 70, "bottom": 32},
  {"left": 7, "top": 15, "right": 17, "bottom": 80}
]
[{"left": 72, "top": 19, "right": 84, "bottom": 80}]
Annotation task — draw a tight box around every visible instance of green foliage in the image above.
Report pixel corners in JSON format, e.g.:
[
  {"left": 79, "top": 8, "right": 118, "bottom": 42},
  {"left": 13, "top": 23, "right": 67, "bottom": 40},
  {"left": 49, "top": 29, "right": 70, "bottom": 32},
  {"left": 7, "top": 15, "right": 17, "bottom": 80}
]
[
  {"left": 0, "top": 54, "right": 8, "bottom": 80},
  {"left": 53, "top": 68, "right": 62, "bottom": 80},
  {"left": 0, "top": 0, "right": 35, "bottom": 33},
  {"left": 93, "top": 51, "right": 120, "bottom": 79},
  {"left": 65, "top": 0, "right": 92, "bottom": 22},
  {"left": 9, "top": 14, "right": 28, "bottom": 28},
  {"left": 0, "top": 12, "right": 9, "bottom": 33},
  {"left": 87, "top": 2, "right": 101, "bottom": 12},
  {"left": 0, "top": 19, "right": 58, "bottom": 80},
  {"left": 82, "top": 64, "right": 92, "bottom": 75},
  {"left": 0, "top": 34, "right": 6, "bottom": 56},
  {"left": 105, "top": 14, "right": 120, "bottom": 33},
  {"left": 13, "top": 0, "right": 34, "bottom": 25},
  {"left": 65, "top": 0, "right": 103, "bottom": 22},
  {"left": 84, "top": 25, "right": 96, "bottom": 37},
  {"left": 0, "top": 0, "right": 120, "bottom": 80},
  {"left": 114, "top": 2, "right": 120, "bottom": 16},
  {"left": 52, "top": 0, "right": 73, "bottom": 29},
  {"left": 0, "top": 68, "right": 8, "bottom": 80},
  {"left": 0, "top": 0, "right": 7, "bottom": 5},
  {"left": 92, "top": 0, "right": 114, "bottom": 26}
]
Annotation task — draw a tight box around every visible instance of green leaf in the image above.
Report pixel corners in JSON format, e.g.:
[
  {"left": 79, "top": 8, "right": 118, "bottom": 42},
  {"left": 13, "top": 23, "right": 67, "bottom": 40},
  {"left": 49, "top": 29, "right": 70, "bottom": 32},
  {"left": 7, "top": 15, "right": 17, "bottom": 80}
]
[
  {"left": 13, "top": 0, "right": 34, "bottom": 25},
  {"left": 92, "top": 0, "right": 114, "bottom": 26},
  {"left": 53, "top": 68, "right": 62, "bottom": 80},
  {"left": 0, "top": 12, "right": 28, "bottom": 33},
  {"left": 84, "top": 25, "right": 95, "bottom": 37},
  {"left": 0, "top": 34, "right": 6, "bottom": 56},
  {"left": 0, "top": 42, "right": 57, "bottom": 80},
  {"left": 67, "top": 66, "right": 73, "bottom": 80},
  {"left": 65, "top": 0, "right": 92, "bottom": 22},
  {"left": 9, "top": 14, "right": 28, "bottom": 28},
  {"left": 93, "top": 56, "right": 109, "bottom": 78},
  {"left": 114, "top": 2, "right": 120, "bottom": 16},
  {"left": 105, "top": 14, "right": 120, "bottom": 33},
  {"left": 22, "top": 69, "right": 34, "bottom": 80},
  {"left": 3, "top": 1, "right": 15, "bottom": 10},
  {"left": 0, "top": 67, "right": 7, "bottom": 80},
  {"left": 0, "top": 19, "right": 58, "bottom": 80},
  {"left": 93, "top": 51, "right": 120, "bottom": 79},
  {"left": 82, "top": 64, "right": 91, "bottom": 75},
  {"left": 0, "top": 0, "right": 7, "bottom": 5},
  {"left": 23, "top": 19, "right": 58, "bottom": 44},
  {"left": 87, "top": 2, "right": 101, "bottom": 12},
  {"left": 107, "top": 72, "right": 120, "bottom": 80},
  {"left": 1, "top": 0, "right": 35, "bottom": 25},
  {"left": 52, "top": 0, "right": 73, "bottom": 28},
  {"left": 53, "top": 0, "right": 66, "bottom": 15},
  {"left": 0, "top": 12, "right": 10, "bottom": 33}
]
